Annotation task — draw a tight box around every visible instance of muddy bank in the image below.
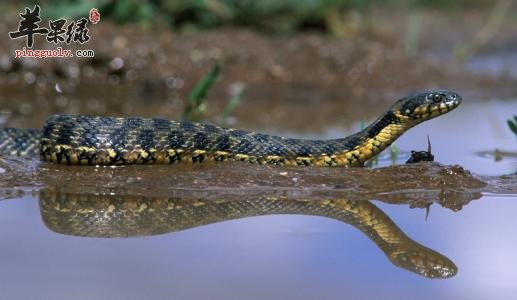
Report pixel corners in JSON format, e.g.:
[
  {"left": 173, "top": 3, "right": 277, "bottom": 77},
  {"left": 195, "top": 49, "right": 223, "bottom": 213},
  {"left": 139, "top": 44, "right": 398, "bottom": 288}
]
[
  {"left": 1, "top": 10, "right": 516, "bottom": 132},
  {"left": 2, "top": 155, "right": 513, "bottom": 213}
]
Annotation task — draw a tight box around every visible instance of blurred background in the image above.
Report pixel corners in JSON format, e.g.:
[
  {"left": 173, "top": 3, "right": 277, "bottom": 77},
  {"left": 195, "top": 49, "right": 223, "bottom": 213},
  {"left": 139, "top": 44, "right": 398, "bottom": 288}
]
[{"left": 0, "top": 0, "right": 516, "bottom": 160}]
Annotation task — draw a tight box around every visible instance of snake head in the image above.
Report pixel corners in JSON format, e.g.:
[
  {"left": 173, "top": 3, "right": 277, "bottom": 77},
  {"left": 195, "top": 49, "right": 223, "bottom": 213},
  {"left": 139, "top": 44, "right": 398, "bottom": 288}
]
[
  {"left": 389, "top": 247, "right": 458, "bottom": 279},
  {"left": 394, "top": 90, "right": 462, "bottom": 122}
]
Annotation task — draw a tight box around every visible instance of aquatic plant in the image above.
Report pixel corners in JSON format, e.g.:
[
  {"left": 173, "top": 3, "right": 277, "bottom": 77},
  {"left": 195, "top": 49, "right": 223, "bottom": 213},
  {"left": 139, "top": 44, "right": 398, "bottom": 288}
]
[
  {"left": 183, "top": 64, "right": 246, "bottom": 123},
  {"left": 183, "top": 64, "right": 221, "bottom": 121},
  {"left": 218, "top": 82, "right": 246, "bottom": 124},
  {"left": 508, "top": 115, "right": 517, "bottom": 137}
]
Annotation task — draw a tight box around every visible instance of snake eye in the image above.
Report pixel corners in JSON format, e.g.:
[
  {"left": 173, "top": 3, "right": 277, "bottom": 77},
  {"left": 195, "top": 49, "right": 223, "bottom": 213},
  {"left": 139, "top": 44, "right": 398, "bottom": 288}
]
[
  {"left": 433, "top": 94, "right": 443, "bottom": 102},
  {"left": 427, "top": 93, "right": 443, "bottom": 103}
]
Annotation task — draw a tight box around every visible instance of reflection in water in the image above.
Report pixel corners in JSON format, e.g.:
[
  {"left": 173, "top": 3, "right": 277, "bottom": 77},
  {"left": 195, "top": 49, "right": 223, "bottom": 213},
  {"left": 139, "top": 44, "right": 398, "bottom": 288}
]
[
  {"left": 477, "top": 149, "right": 517, "bottom": 162},
  {"left": 1, "top": 156, "right": 509, "bottom": 280},
  {"left": 39, "top": 187, "right": 457, "bottom": 279}
]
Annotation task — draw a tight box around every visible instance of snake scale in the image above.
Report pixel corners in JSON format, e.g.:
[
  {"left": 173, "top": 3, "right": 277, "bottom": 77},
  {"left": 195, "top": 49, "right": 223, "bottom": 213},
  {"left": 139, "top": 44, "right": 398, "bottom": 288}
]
[
  {"left": 0, "top": 91, "right": 461, "bottom": 165},
  {"left": 40, "top": 188, "right": 457, "bottom": 278},
  {"left": 1, "top": 90, "right": 461, "bottom": 278}
]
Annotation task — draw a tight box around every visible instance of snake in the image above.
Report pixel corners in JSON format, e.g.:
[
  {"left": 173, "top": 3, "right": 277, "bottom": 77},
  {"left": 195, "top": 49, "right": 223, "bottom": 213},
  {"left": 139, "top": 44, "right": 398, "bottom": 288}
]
[
  {"left": 0, "top": 91, "right": 462, "bottom": 278},
  {"left": 0, "top": 90, "right": 461, "bottom": 166},
  {"left": 39, "top": 187, "right": 457, "bottom": 279}
]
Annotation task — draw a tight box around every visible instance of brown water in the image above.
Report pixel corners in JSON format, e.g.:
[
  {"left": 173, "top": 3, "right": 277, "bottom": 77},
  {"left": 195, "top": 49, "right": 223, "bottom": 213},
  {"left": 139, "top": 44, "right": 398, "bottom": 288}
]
[{"left": 1, "top": 10, "right": 517, "bottom": 300}]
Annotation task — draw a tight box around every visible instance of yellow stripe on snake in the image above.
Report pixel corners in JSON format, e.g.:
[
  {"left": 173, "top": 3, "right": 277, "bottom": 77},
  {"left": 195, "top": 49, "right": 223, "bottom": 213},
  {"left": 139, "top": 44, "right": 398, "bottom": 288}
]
[
  {"left": 0, "top": 91, "right": 461, "bottom": 165},
  {"left": 40, "top": 188, "right": 457, "bottom": 279},
  {"left": 1, "top": 91, "right": 463, "bottom": 279}
]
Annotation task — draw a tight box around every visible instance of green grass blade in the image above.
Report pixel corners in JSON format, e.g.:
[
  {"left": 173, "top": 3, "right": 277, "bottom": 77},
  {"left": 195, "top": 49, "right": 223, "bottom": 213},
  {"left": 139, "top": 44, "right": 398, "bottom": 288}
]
[
  {"left": 508, "top": 115, "right": 517, "bottom": 135},
  {"left": 183, "top": 64, "right": 221, "bottom": 121},
  {"left": 219, "top": 83, "right": 246, "bottom": 123}
]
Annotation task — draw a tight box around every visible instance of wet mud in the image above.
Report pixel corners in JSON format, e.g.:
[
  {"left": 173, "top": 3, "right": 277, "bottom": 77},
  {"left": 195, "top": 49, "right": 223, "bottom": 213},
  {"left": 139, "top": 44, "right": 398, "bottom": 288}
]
[{"left": 0, "top": 155, "right": 509, "bottom": 205}]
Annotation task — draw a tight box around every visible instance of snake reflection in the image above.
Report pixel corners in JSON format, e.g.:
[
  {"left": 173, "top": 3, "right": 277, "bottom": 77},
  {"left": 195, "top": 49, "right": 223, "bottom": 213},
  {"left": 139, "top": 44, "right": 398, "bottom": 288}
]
[{"left": 39, "top": 188, "right": 457, "bottom": 279}]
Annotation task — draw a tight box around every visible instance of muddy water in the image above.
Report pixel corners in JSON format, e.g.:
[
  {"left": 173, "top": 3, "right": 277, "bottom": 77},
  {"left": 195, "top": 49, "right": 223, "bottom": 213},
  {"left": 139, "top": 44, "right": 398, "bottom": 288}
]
[{"left": 0, "top": 95, "right": 516, "bottom": 299}]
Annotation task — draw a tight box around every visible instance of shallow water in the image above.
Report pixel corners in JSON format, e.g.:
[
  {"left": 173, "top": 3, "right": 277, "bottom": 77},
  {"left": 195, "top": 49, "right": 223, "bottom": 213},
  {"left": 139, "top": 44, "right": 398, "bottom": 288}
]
[
  {"left": 0, "top": 190, "right": 516, "bottom": 299},
  {"left": 0, "top": 94, "right": 516, "bottom": 299}
]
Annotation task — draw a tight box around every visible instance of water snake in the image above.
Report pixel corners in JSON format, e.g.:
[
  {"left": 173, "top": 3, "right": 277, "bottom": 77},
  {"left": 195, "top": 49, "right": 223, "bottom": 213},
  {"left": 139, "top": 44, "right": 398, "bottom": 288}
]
[
  {"left": 0, "top": 91, "right": 462, "bottom": 278},
  {"left": 0, "top": 90, "right": 461, "bottom": 165},
  {"left": 39, "top": 187, "right": 457, "bottom": 278}
]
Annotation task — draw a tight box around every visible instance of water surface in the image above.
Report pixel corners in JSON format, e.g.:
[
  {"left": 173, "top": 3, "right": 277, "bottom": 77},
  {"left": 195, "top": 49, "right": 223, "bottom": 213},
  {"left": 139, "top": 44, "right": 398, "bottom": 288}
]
[{"left": 0, "top": 97, "right": 516, "bottom": 299}]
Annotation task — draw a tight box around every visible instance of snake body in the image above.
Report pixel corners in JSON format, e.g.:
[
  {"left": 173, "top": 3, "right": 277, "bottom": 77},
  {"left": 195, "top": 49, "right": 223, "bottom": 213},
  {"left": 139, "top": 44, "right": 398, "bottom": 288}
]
[
  {"left": 0, "top": 91, "right": 461, "bottom": 166},
  {"left": 0, "top": 91, "right": 462, "bottom": 278},
  {"left": 40, "top": 188, "right": 457, "bottom": 278}
]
